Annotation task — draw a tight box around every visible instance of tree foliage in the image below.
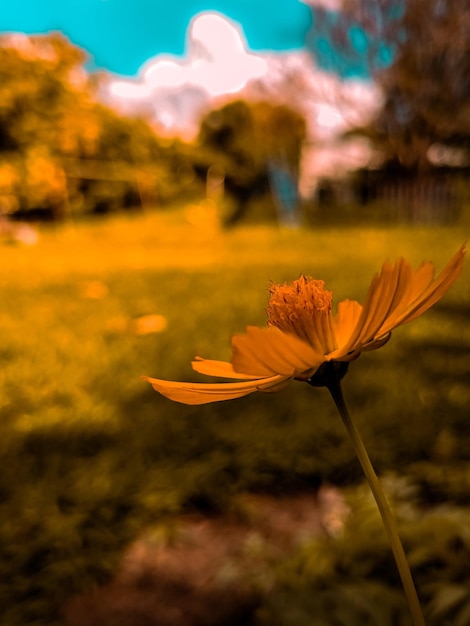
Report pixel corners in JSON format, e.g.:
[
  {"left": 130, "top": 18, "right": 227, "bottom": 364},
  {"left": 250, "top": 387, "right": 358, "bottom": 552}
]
[
  {"left": 373, "top": 0, "right": 470, "bottom": 170},
  {"left": 307, "top": 0, "right": 470, "bottom": 172},
  {"left": 196, "top": 99, "right": 307, "bottom": 224},
  {"left": 0, "top": 33, "right": 195, "bottom": 219},
  {"left": 0, "top": 33, "right": 308, "bottom": 223}
]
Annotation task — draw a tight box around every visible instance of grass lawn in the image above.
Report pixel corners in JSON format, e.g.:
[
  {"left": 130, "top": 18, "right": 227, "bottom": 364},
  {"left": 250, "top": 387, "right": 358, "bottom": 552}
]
[{"left": 0, "top": 207, "right": 468, "bottom": 624}]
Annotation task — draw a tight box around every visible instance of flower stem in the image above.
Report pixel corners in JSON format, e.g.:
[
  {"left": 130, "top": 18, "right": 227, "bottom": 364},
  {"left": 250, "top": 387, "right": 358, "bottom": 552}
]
[{"left": 326, "top": 374, "right": 426, "bottom": 626}]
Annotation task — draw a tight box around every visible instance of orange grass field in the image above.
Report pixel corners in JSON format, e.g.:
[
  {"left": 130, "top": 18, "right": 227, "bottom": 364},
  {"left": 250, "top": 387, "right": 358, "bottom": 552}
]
[{"left": 0, "top": 207, "right": 468, "bottom": 625}]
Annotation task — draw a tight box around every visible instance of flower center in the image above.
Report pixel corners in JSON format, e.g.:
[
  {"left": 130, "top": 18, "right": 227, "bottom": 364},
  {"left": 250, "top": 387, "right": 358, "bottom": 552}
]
[{"left": 267, "top": 276, "right": 336, "bottom": 354}]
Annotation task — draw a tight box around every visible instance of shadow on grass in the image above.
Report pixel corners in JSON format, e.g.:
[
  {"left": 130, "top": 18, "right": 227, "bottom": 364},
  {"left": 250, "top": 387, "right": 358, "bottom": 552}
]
[{"left": 2, "top": 300, "right": 468, "bottom": 625}]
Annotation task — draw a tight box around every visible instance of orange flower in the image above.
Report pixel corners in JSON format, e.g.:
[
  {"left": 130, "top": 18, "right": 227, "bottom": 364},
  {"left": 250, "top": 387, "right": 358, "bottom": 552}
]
[{"left": 144, "top": 246, "right": 465, "bottom": 404}]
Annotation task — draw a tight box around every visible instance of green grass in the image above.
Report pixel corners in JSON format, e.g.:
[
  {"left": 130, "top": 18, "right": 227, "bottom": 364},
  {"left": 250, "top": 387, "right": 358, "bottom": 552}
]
[{"left": 0, "top": 208, "right": 468, "bottom": 624}]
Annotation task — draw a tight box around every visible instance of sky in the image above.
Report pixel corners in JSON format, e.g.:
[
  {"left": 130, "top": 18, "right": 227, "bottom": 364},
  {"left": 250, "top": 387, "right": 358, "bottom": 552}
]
[
  {"left": 0, "top": 0, "right": 384, "bottom": 186},
  {"left": 99, "top": 11, "right": 381, "bottom": 137},
  {"left": 0, "top": 0, "right": 314, "bottom": 76}
]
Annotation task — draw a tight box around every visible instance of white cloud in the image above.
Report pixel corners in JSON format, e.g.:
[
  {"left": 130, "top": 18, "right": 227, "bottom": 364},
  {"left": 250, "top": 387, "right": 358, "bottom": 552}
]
[
  {"left": 243, "top": 50, "right": 382, "bottom": 140},
  {"left": 102, "top": 11, "right": 383, "bottom": 187},
  {"left": 103, "top": 12, "right": 269, "bottom": 135},
  {"left": 187, "top": 13, "right": 268, "bottom": 95},
  {"left": 299, "top": 0, "right": 343, "bottom": 11}
]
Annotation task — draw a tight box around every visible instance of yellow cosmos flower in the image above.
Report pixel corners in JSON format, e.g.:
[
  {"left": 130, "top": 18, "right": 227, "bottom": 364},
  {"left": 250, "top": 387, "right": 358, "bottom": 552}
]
[{"left": 144, "top": 246, "right": 465, "bottom": 405}]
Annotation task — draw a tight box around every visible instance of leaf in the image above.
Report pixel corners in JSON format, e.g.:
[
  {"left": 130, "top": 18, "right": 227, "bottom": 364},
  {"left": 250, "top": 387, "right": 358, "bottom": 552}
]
[
  {"left": 429, "top": 584, "right": 469, "bottom": 618},
  {"left": 456, "top": 598, "right": 470, "bottom": 626}
]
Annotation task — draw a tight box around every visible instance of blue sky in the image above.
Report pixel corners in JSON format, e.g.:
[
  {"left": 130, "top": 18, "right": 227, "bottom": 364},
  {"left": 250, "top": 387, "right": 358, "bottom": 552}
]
[{"left": 0, "top": 0, "right": 313, "bottom": 76}]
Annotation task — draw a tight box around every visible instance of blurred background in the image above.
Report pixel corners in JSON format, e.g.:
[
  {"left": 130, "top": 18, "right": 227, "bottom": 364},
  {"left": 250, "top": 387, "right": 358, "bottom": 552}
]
[{"left": 0, "top": 1, "right": 469, "bottom": 625}]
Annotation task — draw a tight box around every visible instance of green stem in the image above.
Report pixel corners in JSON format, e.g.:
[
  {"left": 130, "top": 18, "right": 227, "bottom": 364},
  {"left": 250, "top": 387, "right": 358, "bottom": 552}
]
[{"left": 327, "top": 375, "right": 426, "bottom": 626}]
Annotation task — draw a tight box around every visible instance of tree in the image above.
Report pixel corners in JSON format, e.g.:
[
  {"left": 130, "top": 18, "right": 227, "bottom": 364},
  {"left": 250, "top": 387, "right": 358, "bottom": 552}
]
[
  {"left": 196, "top": 99, "right": 306, "bottom": 225},
  {"left": 0, "top": 33, "right": 196, "bottom": 218},
  {"left": 0, "top": 33, "right": 92, "bottom": 217},
  {"left": 305, "top": 0, "right": 470, "bottom": 172},
  {"left": 374, "top": 0, "right": 470, "bottom": 171}
]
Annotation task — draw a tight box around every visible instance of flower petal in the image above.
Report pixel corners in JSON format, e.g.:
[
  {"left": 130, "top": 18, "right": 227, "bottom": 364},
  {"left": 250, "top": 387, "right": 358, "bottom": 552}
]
[
  {"left": 377, "top": 244, "right": 465, "bottom": 334},
  {"left": 231, "top": 325, "right": 324, "bottom": 377},
  {"left": 341, "top": 258, "right": 410, "bottom": 353},
  {"left": 360, "top": 332, "right": 391, "bottom": 351},
  {"left": 143, "top": 374, "right": 290, "bottom": 405},
  {"left": 332, "top": 299, "right": 363, "bottom": 350},
  {"left": 191, "top": 358, "right": 264, "bottom": 380},
  {"left": 404, "top": 261, "right": 435, "bottom": 302},
  {"left": 337, "top": 245, "right": 465, "bottom": 355}
]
